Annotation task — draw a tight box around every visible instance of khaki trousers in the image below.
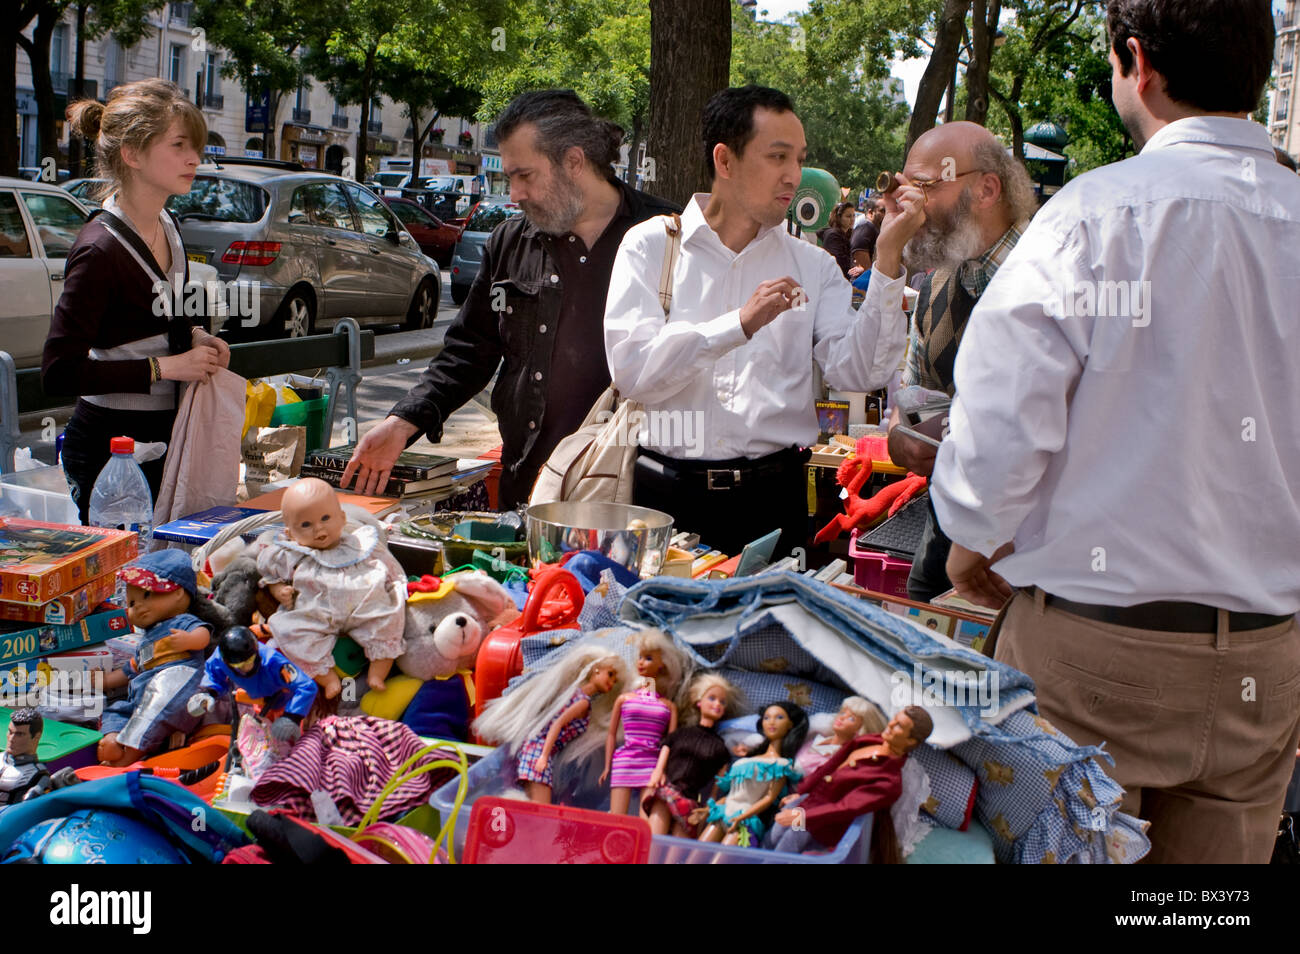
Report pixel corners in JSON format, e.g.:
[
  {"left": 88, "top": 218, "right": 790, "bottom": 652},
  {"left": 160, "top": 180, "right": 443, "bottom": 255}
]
[{"left": 992, "top": 589, "right": 1300, "bottom": 864}]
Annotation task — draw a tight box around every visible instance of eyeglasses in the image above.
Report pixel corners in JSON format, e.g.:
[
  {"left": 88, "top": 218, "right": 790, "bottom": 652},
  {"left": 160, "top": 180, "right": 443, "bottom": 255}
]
[{"left": 876, "top": 169, "right": 984, "bottom": 198}]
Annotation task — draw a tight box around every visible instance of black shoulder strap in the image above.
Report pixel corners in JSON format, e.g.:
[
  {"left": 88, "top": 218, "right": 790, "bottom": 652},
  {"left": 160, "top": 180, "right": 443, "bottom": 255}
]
[{"left": 90, "top": 208, "right": 198, "bottom": 351}]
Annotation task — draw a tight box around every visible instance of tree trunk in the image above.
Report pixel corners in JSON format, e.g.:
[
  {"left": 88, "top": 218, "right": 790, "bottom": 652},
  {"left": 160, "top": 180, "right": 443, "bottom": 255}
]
[
  {"left": 992, "top": 74, "right": 1026, "bottom": 167},
  {"left": 907, "top": 0, "right": 970, "bottom": 152},
  {"left": 964, "top": 0, "right": 1001, "bottom": 126},
  {"left": 265, "top": 90, "right": 280, "bottom": 160},
  {"left": 408, "top": 102, "right": 424, "bottom": 169},
  {"left": 357, "top": 48, "right": 375, "bottom": 180},
  {"left": 70, "top": 0, "right": 86, "bottom": 177},
  {"left": 627, "top": 109, "right": 645, "bottom": 184},
  {"left": 17, "top": 9, "right": 60, "bottom": 178},
  {"left": 648, "top": 0, "right": 730, "bottom": 207}
]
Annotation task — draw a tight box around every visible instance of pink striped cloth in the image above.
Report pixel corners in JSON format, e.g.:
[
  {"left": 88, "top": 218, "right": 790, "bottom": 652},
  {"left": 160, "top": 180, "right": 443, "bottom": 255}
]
[{"left": 251, "top": 715, "right": 455, "bottom": 825}]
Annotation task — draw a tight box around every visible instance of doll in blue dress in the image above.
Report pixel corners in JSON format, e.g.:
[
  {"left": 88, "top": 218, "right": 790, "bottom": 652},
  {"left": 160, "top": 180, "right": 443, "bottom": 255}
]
[
  {"left": 98, "top": 550, "right": 227, "bottom": 765},
  {"left": 698, "top": 701, "right": 808, "bottom": 846}
]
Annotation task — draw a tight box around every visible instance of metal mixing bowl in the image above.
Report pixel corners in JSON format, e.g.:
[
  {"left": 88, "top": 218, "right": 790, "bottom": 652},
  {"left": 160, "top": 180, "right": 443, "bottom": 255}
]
[{"left": 526, "top": 501, "right": 674, "bottom": 576}]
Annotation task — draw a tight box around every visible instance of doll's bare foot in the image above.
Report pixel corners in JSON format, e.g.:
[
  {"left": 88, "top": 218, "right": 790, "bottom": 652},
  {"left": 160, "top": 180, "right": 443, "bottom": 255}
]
[
  {"left": 366, "top": 657, "right": 394, "bottom": 694},
  {"left": 97, "top": 734, "right": 125, "bottom": 765},
  {"left": 316, "top": 671, "right": 342, "bottom": 699}
]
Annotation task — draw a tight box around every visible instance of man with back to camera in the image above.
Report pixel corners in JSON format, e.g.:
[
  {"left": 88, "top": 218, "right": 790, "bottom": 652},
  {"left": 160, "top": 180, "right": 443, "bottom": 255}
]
[
  {"left": 603, "top": 86, "right": 907, "bottom": 555},
  {"left": 341, "top": 90, "right": 678, "bottom": 507},
  {"left": 931, "top": 0, "right": 1300, "bottom": 862}
]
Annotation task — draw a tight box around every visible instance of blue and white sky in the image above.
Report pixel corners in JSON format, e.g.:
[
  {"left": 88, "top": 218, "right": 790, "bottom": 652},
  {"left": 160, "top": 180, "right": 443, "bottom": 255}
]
[{"left": 751, "top": 0, "right": 1291, "bottom": 108}]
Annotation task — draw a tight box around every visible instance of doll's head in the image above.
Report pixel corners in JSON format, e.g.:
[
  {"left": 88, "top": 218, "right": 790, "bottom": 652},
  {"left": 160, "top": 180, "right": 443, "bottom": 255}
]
[
  {"left": 633, "top": 629, "right": 687, "bottom": 698},
  {"left": 6, "top": 707, "right": 42, "bottom": 757},
  {"left": 582, "top": 656, "right": 624, "bottom": 697},
  {"left": 684, "top": 673, "right": 739, "bottom": 727},
  {"left": 832, "top": 696, "right": 887, "bottom": 739},
  {"left": 281, "top": 478, "right": 345, "bottom": 550},
  {"left": 746, "top": 701, "right": 809, "bottom": 759},
  {"left": 118, "top": 549, "right": 197, "bottom": 630},
  {"left": 882, "top": 706, "right": 933, "bottom": 754}
]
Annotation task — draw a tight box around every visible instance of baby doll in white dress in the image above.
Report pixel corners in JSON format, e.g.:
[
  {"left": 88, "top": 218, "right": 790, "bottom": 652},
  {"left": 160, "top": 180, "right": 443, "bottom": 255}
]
[{"left": 258, "top": 478, "right": 406, "bottom": 699}]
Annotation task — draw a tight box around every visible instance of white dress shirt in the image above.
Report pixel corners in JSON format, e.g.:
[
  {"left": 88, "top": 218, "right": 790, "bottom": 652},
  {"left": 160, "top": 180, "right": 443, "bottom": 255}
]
[
  {"left": 931, "top": 117, "right": 1300, "bottom": 614},
  {"left": 604, "top": 194, "right": 907, "bottom": 459}
]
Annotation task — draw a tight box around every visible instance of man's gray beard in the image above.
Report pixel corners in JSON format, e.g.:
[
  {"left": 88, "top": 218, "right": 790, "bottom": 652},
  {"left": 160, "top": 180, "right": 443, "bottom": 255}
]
[
  {"left": 902, "top": 189, "right": 985, "bottom": 273},
  {"left": 524, "top": 166, "right": 585, "bottom": 236}
]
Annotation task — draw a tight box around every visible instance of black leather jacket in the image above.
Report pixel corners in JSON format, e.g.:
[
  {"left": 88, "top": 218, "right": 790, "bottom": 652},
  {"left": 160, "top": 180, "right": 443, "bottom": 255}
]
[{"left": 390, "top": 179, "right": 679, "bottom": 508}]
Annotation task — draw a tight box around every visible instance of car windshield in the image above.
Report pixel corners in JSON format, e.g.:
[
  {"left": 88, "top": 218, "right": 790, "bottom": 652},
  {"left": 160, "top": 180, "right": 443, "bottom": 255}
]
[
  {"left": 167, "top": 176, "right": 268, "bottom": 223},
  {"left": 465, "top": 203, "right": 521, "bottom": 234}
]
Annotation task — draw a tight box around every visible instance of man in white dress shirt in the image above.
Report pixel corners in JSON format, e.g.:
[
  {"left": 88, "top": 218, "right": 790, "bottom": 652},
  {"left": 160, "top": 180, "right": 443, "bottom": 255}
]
[
  {"left": 931, "top": 0, "right": 1300, "bottom": 862},
  {"left": 604, "top": 86, "right": 906, "bottom": 554}
]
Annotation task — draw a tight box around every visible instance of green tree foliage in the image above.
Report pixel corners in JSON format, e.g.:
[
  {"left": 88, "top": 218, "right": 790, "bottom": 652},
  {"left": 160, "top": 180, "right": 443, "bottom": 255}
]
[{"left": 732, "top": 4, "right": 910, "bottom": 194}]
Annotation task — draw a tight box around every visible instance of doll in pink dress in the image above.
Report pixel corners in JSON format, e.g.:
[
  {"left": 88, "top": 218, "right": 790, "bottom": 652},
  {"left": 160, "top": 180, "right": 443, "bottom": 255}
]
[{"left": 600, "top": 629, "right": 687, "bottom": 817}]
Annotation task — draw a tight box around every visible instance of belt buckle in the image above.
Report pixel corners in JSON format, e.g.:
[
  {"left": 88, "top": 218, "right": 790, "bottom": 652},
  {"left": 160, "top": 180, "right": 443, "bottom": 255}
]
[{"left": 707, "top": 469, "right": 741, "bottom": 490}]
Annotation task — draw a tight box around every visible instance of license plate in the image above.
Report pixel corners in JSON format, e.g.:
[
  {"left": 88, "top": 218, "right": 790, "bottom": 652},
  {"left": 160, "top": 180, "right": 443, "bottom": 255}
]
[{"left": 186, "top": 252, "right": 208, "bottom": 264}]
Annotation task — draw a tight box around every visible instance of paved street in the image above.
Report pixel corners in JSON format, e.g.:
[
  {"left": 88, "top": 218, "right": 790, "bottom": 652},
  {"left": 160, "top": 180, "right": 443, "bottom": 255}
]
[{"left": 16, "top": 269, "right": 503, "bottom": 468}]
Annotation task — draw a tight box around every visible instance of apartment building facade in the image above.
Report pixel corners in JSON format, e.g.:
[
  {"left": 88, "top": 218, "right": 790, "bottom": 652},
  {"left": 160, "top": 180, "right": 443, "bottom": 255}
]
[
  {"left": 15, "top": 2, "right": 498, "bottom": 184},
  {"left": 1272, "top": 0, "right": 1298, "bottom": 157}
]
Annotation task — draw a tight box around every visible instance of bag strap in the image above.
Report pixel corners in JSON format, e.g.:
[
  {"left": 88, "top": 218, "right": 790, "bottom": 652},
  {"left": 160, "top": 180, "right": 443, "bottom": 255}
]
[{"left": 657, "top": 212, "right": 682, "bottom": 316}]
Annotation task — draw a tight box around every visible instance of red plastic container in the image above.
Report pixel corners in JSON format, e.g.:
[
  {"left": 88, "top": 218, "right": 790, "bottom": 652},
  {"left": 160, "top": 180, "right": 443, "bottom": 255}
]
[
  {"left": 473, "top": 566, "right": 586, "bottom": 720},
  {"left": 848, "top": 530, "right": 913, "bottom": 598},
  {"left": 463, "top": 796, "right": 652, "bottom": 864},
  {"left": 480, "top": 445, "right": 503, "bottom": 511}
]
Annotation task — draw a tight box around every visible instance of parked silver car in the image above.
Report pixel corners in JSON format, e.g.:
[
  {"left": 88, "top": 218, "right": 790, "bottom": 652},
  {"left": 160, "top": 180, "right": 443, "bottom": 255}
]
[
  {"left": 448, "top": 196, "right": 521, "bottom": 305},
  {"left": 171, "top": 158, "right": 440, "bottom": 339}
]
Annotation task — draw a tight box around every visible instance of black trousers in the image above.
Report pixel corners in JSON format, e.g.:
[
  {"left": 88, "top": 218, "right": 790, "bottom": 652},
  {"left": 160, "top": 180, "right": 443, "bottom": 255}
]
[
  {"left": 906, "top": 493, "right": 953, "bottom": 603},
  {"left": 632, "top": 447, "right": 810, "bottom": 558},
  {"left": 61, "top": 400, "right": 175, "bottom": 524}
]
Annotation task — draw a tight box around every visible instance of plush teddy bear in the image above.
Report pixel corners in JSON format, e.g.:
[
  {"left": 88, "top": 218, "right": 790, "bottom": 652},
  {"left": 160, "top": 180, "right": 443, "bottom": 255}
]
[{"left": 360, "top": 571, "right": 519, "bottom": 741}]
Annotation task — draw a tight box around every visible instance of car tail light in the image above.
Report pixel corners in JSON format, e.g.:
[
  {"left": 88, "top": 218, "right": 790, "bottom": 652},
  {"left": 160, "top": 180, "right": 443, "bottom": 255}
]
[
  {"left": 452, "top": 266, "right": 459, "bottom": 275},
  {"left": 222, "top": 241, "right": 282, "bottom": 266}
]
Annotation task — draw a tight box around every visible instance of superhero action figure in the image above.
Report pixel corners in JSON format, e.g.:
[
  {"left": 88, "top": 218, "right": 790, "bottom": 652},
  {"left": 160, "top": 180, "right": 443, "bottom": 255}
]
[{"left": 187, "top": 627, "right": 318, "bottom": 742}]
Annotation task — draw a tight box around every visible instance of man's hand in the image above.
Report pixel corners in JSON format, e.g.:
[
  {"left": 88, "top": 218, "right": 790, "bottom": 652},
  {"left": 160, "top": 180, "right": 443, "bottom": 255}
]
[
  {"left": 739, "top": 277, "right": 804, "bottom": 338},
  {"left": 946, "top": 542, "right": 1015, "bottom": 610},
  {"left": 340, "top": 415, "right": 420, "bottom": 495},
  {"left": 873, "top": 174, "right": 928, "bottom": 280},
  {"left": 887, "top": 424, "right": 937, "bottom": 477}
]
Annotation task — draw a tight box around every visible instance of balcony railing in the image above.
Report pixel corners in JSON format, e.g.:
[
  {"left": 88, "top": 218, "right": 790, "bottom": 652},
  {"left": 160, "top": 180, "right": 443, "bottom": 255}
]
[
  {"left": 204, "top": 92, "right": 224, "bottom": 109},
  {"left": 169, "top": 2, "right": 192, "bottom": 26},
  {"left": 367, "top": 119, "right": 383, "bottom": 135},
  {"left": 292, "top": 107, "right": 311, "bottom": 123},
  {"left": 331, "top": 114, "right": 349, "bottom": 129},
  {"left": 51, "top": 71, "right": 70, "bottom": 92}
]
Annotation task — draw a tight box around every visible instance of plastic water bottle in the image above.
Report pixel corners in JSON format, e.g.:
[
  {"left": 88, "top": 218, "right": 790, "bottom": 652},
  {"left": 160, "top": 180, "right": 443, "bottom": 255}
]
[{"left": 89, "top": 436, "right": 154, "bottom": 605}]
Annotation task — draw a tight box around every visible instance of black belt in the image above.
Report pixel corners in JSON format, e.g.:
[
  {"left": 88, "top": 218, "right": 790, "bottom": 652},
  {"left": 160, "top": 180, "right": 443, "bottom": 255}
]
[
  {"left": 1034, "top": 587, "right": 1292, "bottom": 633},
  {"left": 638, "top": 446, "right": 809, "bottom": 491}
]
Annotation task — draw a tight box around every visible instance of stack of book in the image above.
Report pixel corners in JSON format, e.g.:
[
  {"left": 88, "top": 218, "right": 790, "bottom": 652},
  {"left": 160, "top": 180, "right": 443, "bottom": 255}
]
[
  {"left": 300, "top": 444, "right": 495, "bottom": 512},
  {"left": 0, "top": 519, "right": 135, "bottom": 695}
]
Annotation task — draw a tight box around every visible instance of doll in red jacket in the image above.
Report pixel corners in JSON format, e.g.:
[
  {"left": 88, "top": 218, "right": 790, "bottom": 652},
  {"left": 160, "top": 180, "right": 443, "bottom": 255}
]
[{"left": 767, "top": 705, "right": 933, "bottom": 854}]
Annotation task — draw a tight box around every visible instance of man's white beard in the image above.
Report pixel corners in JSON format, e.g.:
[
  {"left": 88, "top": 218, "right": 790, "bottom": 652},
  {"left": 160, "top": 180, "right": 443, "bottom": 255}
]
[{"left": 902, "top": 189, "right": 985, "bottom": 273}]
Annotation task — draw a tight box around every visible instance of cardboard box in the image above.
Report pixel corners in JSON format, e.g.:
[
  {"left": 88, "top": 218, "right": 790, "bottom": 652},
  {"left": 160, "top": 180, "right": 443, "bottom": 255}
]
[
  {"left": 0, "top": 520, "right": 138, "bottom": 605},
  {"left": 0, "top": 605, "right": 131, "bottom": 669},
  {"left": 0, "top": 571, "right": 118, "bottom": 625}
]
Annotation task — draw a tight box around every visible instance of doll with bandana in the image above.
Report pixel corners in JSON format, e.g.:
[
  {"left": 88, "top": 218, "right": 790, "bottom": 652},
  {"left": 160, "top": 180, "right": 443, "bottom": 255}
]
[
  {"left": 98, "top": 549, "right": 224, "bottom": 765},
  {"left": 257, "top": 478, "right": 406, "bottom": 699}
]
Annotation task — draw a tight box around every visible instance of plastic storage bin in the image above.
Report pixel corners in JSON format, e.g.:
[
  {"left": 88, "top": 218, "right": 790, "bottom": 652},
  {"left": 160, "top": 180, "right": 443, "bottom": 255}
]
[
  {"left": 0, "top": 465, "right": 79, "bottom": 525},
  {"left": 848, "top": 530, "right": 913, "bottom": 597},
  {"left": 430, "top": 745, "right": 872, "bottom": 864}
]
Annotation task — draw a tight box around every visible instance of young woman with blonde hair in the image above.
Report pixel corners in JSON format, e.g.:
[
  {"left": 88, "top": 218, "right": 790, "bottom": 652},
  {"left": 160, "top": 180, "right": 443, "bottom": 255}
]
[{"left": 44, "top": 79, "right": 230, "bottom": 522}]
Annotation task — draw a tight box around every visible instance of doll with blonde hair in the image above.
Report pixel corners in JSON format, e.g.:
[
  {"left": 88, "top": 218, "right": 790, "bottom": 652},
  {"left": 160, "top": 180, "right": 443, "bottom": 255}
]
[
  {"left": 795, "top": 695, "right": 888, "bottom": 777},
  {"left": 600, "top": 628, "right": 689, "bottom": 817},
  {"left": 642, "top": 673, "right": 739, "bottom": 837},
  {"left": 474, "top": 643, "right": 628, "bottom": 804}
]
